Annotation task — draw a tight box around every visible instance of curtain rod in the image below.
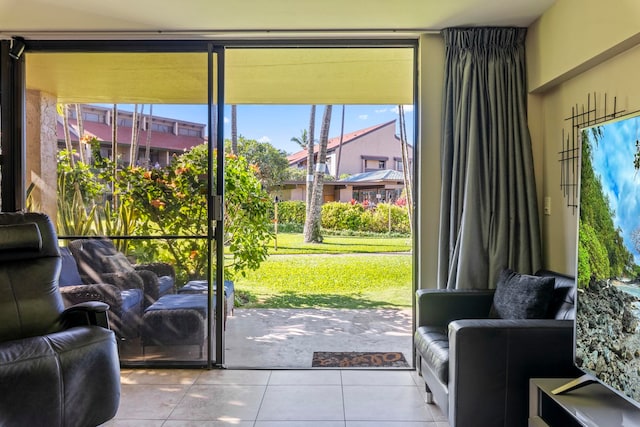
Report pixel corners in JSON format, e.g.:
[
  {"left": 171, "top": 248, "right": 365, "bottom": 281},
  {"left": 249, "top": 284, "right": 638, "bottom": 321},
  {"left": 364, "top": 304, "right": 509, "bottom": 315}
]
[{"left": 0, "top": 28, "right": 440, "bottom": 41}]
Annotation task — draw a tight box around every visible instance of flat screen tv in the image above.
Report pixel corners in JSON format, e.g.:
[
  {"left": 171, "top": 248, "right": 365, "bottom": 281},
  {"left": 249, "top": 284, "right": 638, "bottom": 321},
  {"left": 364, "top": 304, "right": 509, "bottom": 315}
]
[{"left": 555, "top": 113, "right": 640, "bottom": 409}]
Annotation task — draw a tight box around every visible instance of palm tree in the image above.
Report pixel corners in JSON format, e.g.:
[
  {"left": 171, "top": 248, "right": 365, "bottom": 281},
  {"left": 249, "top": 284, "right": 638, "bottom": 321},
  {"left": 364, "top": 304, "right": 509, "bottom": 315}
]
[
  {"left": 398, "top": 105, "right": 413, "bottom": 234},
  {"left": 305, "top": 106, "right": 316, "bottom": 218},
  {"left": 231, "top": 105, "right": 238, "bottom": 154},
  {"left": 144, "top": 104, "right": 154, "bottom": 167},
  {"left": 75, "top": 104, "right": 86, "bottom": 163},
  {"left": 290, "top": 129, "right": 309, "bottom": 149},
  {"left": 304, "top": 105, "right": 332, "bottom": 243},
  {"left": 335, "top": 105, "right": 346, "bottom": 178}
]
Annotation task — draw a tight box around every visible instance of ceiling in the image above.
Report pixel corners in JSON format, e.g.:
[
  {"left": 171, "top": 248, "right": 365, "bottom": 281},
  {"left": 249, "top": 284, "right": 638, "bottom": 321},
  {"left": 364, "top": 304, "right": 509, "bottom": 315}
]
[
  {"left": 0, "top": 0, "right": 555, "bottom": 36},
  {"left": 4, "top": 0, "right": 555, "bottom": 105}
]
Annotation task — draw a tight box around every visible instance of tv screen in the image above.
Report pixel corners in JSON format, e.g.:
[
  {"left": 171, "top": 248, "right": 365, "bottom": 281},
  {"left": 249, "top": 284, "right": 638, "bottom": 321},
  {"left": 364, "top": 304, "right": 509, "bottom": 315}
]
[{"left": 575, "top": 113, "right": 640, "bottom": 405}]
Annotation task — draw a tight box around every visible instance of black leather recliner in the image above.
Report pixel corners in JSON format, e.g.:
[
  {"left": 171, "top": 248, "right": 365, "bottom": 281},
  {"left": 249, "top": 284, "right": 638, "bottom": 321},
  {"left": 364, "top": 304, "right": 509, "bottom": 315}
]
[{"left": 0, "top": 212, "right": 120, "bottom": 427}]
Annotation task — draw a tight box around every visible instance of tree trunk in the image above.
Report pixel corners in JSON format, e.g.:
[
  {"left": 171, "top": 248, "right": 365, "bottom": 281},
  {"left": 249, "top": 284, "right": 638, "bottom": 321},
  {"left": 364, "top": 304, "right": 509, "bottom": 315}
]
[
  {"left": 129, "top": 104, "right": 139, "bottom": 166},
  {"left": 305, "top": 105, "right": 316, "bottom": 219},
  {"left": 62, "top": 104, "right": 75, "bottom": 167},
  {"left": 144, "top": 104, "right": 153, "bottom": 167},
  {"left": 398, "top": 105, "right": 413, "bottom": 234},
  {"left": 335, "top": 105, "right": 346, "bottom": 178},
  {"left": 75, "top": 104, "right": 86, "bottom": 163},
  {"left": 304, "top": 105, "right": 332, "bottom": 243},
  {"left": 231, "top": 105, "right": 238, "bottom": 154},
  {"left": 111, "top": 104, "right": 118, "bottom": 209}
]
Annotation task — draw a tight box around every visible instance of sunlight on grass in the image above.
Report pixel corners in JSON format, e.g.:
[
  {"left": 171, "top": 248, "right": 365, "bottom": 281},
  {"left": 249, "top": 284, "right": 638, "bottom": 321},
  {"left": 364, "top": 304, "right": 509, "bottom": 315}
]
[
  {"left": 234, "top": 253, "right": 412, "bottom": 309},
  {"left": 268, "top": 233, "right": 412, "bottom": 254}
]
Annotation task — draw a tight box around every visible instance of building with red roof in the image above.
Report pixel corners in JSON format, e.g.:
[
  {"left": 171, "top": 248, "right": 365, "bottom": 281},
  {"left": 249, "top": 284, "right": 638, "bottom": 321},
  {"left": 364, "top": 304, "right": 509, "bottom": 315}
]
[
  {"left": 284, "top": 120, "right": 412, "bottom": 203},
  {"left": 287, "top": 120, "right": 411, "bottom": 178},
  {"left": 57, "top": 104, "right": 206, "bottom": 167}
]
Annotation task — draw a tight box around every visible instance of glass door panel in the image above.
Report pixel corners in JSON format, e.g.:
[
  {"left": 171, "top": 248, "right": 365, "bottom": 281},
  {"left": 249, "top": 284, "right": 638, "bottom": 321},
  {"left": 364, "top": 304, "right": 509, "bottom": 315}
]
[{"left": 24, "top": 50, "right": 223, "bottom": 367}]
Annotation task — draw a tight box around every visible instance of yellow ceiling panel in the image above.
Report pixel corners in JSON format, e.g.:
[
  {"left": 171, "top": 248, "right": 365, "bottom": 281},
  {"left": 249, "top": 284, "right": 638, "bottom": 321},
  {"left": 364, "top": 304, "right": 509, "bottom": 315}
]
[{"left": 26, "top": 48, "right": 414, "bottom": 105}]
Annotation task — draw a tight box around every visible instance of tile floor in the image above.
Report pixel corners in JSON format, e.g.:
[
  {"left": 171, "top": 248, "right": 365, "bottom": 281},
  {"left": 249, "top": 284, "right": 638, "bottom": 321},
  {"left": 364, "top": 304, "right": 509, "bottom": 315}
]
[{"left": 102, "top": 368, "right": 450, "bottom": 426}]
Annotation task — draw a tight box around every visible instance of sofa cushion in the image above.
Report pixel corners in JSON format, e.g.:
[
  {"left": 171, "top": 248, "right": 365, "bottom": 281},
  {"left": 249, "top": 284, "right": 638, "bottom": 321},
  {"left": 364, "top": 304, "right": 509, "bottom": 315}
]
[
  {"left": 490, "top": 269, "right": 555, "bottom": 319},
  {"left": 157, "top": 275, "right": 175, "bottom": 296},
  {"left": 120, "top": 288, "right": 143, "bottom": 312},
  {"left": 415, "top": 326, "right": 449, "bottom": 384},
  {"left": 59, "top": 247, "right": 83, "bottom": 287},
  {"left": 102, "top": 253, "right": 135, "bottom": 273}
]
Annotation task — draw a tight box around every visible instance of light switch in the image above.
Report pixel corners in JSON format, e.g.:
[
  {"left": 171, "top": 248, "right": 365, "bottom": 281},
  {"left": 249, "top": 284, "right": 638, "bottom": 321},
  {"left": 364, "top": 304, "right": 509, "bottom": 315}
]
[{"left": 544, "top": 196, "right": 551, "bottom": 216}]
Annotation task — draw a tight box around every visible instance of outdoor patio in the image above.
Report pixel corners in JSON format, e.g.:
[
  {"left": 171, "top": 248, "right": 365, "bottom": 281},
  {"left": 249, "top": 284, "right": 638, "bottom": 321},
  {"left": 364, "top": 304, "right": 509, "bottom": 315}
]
[{"left": 224, "top": 308, "right": 414, "bottom": 368}]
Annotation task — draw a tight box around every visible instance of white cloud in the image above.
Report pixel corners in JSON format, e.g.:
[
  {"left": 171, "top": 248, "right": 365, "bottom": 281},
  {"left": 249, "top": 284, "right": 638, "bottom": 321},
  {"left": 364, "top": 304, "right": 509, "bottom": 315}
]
[
  {"left": 258, "top": 136, "right": 271, "bottom": 143},
  {"left": 375, "top": 108, "right": 388, "bottom": 114},
  {"left": 358, "top": 114, "right": 368, "bottom": 120},
  {"left": 392, "top": 105, "right": 415, "bottom": 114},
  {"left": 223, "top": 117, "right": 230, "bottom": 124}
]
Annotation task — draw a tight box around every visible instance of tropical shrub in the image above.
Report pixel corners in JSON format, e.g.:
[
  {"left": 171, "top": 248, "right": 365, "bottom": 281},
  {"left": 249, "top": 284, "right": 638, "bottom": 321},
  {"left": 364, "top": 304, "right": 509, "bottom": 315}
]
[
  {"left": 121, "top": 145, "right": 273, "bottom": 282},
  {"left": 276, "top": 201, "right": 306, "bottom": 224},
  {"left": 55, "top": 143, "right": 272, "bottom": 283},
  {"left": 321, "top": 202, "right": 366, "bottom": 231}
]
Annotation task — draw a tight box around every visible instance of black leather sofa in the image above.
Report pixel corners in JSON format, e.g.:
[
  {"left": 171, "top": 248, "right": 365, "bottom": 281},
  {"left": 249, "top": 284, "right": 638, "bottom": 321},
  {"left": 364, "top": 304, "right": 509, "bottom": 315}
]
[
  {"left": 414, "top": 270, "right": 579, "bottom": 427},
  {"left": 0, "top": 212, "right": 120, "bottom": 426}
]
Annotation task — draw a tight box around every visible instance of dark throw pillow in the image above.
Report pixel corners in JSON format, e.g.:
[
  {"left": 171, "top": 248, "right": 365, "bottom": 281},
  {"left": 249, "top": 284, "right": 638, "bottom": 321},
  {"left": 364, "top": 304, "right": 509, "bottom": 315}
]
[{"left": 490, "top": 268, "right": 556, "bottom": 319}]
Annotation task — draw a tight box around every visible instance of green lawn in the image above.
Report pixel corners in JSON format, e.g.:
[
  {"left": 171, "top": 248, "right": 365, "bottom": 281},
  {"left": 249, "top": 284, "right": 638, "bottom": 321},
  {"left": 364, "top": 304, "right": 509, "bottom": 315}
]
[
  {"left": 267, "top": 233, "right": 412, "bottom": 254},
  {"left": 234, "top": 233, "right": 413, "bottom": 309}
]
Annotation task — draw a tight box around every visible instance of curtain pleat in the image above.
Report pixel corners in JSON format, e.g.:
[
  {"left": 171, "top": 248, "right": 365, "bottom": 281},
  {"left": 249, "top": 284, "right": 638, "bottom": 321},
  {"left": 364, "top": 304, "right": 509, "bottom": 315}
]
[{"left": 437, "top": 27, "right": 542, "bottom": 290}]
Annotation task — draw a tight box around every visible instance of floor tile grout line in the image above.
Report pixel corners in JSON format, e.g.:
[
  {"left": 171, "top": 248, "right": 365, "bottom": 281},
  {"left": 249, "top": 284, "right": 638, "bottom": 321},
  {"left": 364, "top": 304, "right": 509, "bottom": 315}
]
[
  {"left": 253, "top": 370, "right": 273, "bottom": 424},
  {"left": 162, "top": 370, "right": 202, "bottom": 423}
]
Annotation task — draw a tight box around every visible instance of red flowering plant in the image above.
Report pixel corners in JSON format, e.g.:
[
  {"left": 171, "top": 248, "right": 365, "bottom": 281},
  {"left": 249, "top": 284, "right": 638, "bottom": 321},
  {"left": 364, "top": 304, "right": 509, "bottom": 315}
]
[{"left": 121, "top": 144, "right": 273, "bottom": 283}]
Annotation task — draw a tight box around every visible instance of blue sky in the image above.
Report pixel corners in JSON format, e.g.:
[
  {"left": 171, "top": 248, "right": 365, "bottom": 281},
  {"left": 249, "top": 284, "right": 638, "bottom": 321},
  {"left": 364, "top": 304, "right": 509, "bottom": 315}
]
[
  {"left": 588, "top": 115, "right": 640, "bottom": 264},
  {"left": 138, "top": 104, "right": 414, "bottom": 155}
]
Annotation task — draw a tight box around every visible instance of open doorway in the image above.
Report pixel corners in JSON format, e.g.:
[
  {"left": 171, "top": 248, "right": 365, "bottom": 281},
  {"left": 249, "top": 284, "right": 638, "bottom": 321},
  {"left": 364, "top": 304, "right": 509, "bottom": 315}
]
[{"left": 21, "top": 41, "right": 417, "bottom": 369}]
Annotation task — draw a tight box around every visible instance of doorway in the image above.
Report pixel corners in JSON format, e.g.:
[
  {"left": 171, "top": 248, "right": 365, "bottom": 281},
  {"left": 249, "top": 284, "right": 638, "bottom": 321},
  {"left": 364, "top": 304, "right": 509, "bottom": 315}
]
[{"left": 17, "top": 40, "right": 417, "bottom": 368}]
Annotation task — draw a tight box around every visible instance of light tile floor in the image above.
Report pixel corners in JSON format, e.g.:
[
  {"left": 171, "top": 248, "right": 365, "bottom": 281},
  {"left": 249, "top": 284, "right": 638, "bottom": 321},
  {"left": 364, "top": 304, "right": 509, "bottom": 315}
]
[{"left": 102, "top": 368, "right": 450, "bottom": 426}]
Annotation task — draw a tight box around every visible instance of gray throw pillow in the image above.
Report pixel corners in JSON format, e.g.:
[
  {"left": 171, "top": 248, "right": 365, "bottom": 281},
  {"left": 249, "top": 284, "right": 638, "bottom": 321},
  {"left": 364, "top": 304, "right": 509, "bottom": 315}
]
[{"left": 490, "top": 268, "right": 555, "bottom": 319}]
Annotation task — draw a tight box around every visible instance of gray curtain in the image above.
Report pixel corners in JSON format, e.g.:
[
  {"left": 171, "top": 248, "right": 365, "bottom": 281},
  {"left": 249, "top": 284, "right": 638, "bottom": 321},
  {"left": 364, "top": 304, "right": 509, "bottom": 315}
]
[{"left": 437, "top": 27, "right": 542, "bottom": 290}]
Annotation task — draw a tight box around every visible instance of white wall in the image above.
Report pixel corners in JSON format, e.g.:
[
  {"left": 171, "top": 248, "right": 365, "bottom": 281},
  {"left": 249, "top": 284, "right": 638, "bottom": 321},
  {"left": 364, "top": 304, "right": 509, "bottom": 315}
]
[
  {"left": 416, "top": 34, "right": 445, "bottom": 289},
  {"left": 527, "top": 0, "right": 640, "bottom": 274}
]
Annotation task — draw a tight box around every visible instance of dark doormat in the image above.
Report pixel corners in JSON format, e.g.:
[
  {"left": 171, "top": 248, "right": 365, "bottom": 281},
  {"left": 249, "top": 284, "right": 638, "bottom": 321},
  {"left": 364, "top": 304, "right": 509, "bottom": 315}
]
[{"left": 312, "top": 351, "right": 409, "bottom": 368}]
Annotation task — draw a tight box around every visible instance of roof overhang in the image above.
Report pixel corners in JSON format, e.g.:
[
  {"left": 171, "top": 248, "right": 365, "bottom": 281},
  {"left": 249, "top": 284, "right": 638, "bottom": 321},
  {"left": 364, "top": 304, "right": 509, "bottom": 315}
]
[{"left": 26, "top": 47, "right": 414, "bottom": 105}]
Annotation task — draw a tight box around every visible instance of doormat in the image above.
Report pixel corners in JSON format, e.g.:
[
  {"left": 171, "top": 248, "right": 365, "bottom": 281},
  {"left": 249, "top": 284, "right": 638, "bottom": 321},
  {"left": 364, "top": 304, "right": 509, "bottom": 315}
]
[{"left": 312, "top": 351, "right": 408, "bottom": 368}]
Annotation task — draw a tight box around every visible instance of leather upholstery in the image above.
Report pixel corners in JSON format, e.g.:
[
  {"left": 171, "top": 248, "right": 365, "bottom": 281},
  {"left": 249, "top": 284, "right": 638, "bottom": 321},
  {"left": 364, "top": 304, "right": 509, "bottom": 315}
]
[
  {"left": 414, "top": 270, "right": 579, "bottom": 427},
  {"left": 0, "top": 212, "right": 120, "bottom": 427}
]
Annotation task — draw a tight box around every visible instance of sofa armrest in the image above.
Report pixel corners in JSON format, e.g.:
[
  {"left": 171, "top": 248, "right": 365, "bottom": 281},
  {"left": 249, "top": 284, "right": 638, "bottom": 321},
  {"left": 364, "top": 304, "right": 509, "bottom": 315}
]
[
  {"left": 416, "top": 289, "right": 495, "bottom": 327},
  {"left": 59, "top": 283, "right": 124, "bottom": 314},
  {"left": 448, "top": 318, "right": 577, "bottom": 427},
  {"left": 60, "top": 301, "right": 110, "bottom": 329},
  {"left": 86, "top": 271, "right": 144, "bottom": 292},
  {"left": 135, "top": 262, "right": 175, "bottom": 280}
]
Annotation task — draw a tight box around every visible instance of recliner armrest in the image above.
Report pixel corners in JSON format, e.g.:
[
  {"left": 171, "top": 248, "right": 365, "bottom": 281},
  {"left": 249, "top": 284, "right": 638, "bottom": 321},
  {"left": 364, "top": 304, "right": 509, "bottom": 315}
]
[
  {"left": 61, "top": 301, "right": 110, "bottom": 329},
  {"left": 416, "top": 289, "right": 495, "bottom": 327}
]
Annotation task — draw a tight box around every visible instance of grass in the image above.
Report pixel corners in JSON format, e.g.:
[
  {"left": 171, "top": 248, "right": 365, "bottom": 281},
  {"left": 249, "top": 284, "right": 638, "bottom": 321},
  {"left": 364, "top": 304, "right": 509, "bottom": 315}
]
[
  {"left": 267, "top": 233, "right": 412, "bottom": 255},
  {"left": 234, "top": 233, "right": 413, "bottom": 309}
]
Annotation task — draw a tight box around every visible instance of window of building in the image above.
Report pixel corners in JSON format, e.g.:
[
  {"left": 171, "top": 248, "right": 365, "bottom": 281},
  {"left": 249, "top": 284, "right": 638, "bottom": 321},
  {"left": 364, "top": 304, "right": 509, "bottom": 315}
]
[
  {"left": 178, "top": 127, "right": 202, "bottom": 137},
  {"left": 151, "top": 122, "right": 172, "bottom": 133}
]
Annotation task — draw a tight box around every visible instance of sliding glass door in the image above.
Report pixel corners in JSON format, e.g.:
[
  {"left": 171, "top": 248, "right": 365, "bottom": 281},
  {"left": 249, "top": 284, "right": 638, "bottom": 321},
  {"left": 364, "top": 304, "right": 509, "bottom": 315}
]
[{"left": 23, "top": 44, "right": 226, "bottom": 367}]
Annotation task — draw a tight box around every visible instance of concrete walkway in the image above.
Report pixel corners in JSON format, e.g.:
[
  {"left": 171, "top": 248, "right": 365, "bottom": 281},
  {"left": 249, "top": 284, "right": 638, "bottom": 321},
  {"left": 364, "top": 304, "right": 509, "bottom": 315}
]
[{"left": 223, "top": 308, "right": 414, "bottom": 368}]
